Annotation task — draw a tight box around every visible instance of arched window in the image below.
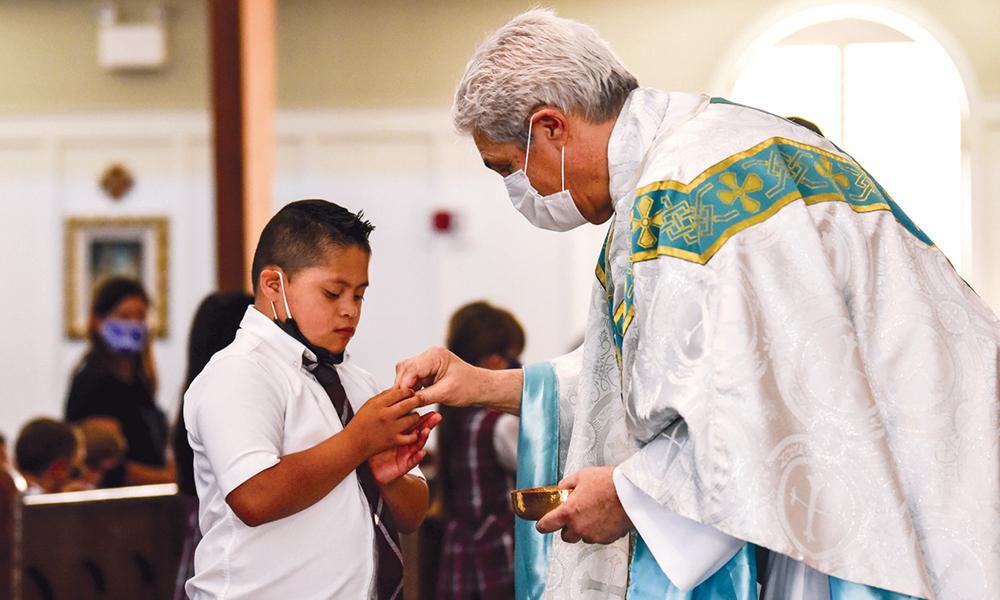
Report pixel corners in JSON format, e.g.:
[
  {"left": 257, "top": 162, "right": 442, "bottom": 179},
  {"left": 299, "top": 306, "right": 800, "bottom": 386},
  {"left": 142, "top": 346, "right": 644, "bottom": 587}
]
[{"left": 722, "top": 6, "right": 968, "bottom": 270}]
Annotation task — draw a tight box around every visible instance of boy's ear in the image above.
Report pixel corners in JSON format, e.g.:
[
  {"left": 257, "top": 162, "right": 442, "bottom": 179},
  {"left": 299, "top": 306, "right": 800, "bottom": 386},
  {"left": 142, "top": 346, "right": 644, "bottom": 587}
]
[{"left": 258, "top": 268, "right": 282, "bottom": 303}]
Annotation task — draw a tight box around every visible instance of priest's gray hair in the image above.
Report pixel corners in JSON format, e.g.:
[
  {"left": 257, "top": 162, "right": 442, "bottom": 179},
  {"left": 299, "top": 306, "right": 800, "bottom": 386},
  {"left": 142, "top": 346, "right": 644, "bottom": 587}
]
[{"left": 452, "top": 8, "right": 638, "bottom": 146}]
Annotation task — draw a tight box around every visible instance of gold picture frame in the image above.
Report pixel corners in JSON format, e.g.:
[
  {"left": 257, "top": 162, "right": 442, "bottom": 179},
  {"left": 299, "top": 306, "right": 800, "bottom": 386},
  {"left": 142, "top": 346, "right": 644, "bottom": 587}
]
[{"left": 65, "top": 216, "right": 169, "bottom": 338}]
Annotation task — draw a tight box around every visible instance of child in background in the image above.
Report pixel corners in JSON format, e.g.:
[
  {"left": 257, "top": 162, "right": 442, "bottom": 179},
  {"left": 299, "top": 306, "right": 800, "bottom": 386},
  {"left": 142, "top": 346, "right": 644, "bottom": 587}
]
[
  {"left": 14, "top": 417, "right": 81, "bottom": 494},
  {"left": 184, "top": 200, "right": 439, "bottom": 600},
  {"left": 436, "top": 301, "right": 524, "bottom": 600},
  {"left": 67, "top": 417, "right": 128, "bottom": 490}
]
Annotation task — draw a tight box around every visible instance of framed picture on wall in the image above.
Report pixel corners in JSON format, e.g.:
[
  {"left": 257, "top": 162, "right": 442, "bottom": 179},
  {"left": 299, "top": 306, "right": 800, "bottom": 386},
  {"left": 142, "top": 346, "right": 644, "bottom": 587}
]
[{"left": 65, "top": 216, "right": 169, "bottom": 338}]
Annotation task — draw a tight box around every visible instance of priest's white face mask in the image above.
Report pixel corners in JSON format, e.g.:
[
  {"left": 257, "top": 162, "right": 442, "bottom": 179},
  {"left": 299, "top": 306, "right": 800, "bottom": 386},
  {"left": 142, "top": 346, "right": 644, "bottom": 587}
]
[{"left": 502, "top": 113, "right": 589, "bottom": 232}]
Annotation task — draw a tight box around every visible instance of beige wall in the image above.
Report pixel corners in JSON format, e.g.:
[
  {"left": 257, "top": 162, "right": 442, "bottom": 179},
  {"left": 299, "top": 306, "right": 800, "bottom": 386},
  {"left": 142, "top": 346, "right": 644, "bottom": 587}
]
[
  {"left": 277, "top": 0, "right": 1000, "bottom": 107},
  {"left": 1, "top": 0, "right": 998, "bottom": 113},
  {"left": 0, "top": 0, "right": 208, "bottom": 112}
]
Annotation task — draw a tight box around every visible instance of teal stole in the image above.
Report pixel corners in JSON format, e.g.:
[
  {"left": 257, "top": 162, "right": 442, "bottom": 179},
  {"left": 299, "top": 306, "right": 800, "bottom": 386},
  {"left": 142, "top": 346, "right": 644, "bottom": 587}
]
[
  {"left": 516, "top": 363, "right": 923, "bottom": 600},
  {"left": 515, "top": 362, "right": 560, "bottom": 599},
  {"left": 515, "top": 362, "right": 755, "bottom": 599}
]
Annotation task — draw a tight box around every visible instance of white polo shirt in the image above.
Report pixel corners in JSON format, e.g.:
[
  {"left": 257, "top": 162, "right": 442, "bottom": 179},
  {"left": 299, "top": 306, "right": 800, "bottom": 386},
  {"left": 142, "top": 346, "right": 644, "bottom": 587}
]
[{"left": 184, "top": 306, "right": 420, "bottom": 600}]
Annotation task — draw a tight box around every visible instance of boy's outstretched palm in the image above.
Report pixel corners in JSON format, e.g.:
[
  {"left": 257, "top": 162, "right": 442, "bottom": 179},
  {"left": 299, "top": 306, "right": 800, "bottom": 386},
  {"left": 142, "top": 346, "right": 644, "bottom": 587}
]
[{"left": 368, "top": 411, "right": 441, "bottom": 486}]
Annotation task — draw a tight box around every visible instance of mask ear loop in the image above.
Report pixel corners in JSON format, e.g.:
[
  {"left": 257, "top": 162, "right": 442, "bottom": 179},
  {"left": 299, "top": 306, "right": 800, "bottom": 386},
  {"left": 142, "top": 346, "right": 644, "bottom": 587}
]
[
  {"left": 277, "top": 271, "right": 293, "bottom": 321},
  {"left": 561, "top": 144, "right": 566, "bottom": 191},
  {"left": 524, "top": 112, "right": 537, "bottom": 174}
]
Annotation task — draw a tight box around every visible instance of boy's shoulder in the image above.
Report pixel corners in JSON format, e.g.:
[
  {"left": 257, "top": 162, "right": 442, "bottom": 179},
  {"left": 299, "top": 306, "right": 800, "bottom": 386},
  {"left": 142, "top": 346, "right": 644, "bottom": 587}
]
[{"left": 185, "top": 329, "right": 286, "bottom": 403}]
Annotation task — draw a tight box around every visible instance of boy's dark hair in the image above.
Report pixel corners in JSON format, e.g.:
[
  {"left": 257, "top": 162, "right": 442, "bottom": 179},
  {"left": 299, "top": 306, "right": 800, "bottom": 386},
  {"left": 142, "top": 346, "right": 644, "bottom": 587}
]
[
  {"left": 15, "top": 418, "right": 78, "bottom": 476},
  {"left": 250, "top": 200, "right": 375, "bottom": 293}
]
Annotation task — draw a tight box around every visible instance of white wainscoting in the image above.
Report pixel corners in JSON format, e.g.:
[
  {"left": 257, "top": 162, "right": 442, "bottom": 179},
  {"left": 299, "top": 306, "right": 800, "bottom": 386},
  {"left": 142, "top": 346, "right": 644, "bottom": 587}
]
[{"left": 1, "top": 104, "right": 998, "bottom": 440}]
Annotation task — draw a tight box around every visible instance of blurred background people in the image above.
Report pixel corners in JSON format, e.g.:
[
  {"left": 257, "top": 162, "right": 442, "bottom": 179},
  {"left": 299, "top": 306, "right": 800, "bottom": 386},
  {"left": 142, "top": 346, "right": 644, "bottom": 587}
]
[
  {"left": 435, "top": 301, "right": 523, "bottom": 600},
  {"left": 14, "top": 417, "right": 80, "bottom": 495},
  {"left": 65, "top": 277, "right": 174, "bottom": 487},
  {"left": 0, "top": 432, "right": 8, "bottom": 471},
  {"left": 172, "top": 291, "right": 253, "bottom": 498},
  {"left": 171, "top": 290, "right": 253, "bottom": 600},
  {"left": 68, "top": 416, "right": 129, "bottom": 491}
]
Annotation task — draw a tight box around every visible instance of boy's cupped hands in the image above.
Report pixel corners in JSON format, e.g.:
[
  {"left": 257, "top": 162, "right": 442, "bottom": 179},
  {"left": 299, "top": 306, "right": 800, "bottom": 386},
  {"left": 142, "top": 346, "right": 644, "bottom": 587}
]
[{"left": 349, "top": 387, "right": 441, "bottom": 485}]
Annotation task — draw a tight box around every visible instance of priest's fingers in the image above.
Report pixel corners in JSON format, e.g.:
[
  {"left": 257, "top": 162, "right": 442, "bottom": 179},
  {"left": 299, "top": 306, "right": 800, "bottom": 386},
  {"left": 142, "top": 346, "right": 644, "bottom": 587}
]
[
  {"left": 395, "top": 347, "right": 448, "bottom": 390},
  {"left": 412, "top": 376, "right": 460, "bottom": 407},
  {"left": 558, "top": 470, "right": 581, "bottom": 490},
  {"left": 560, "top": 527, "right": 583, "bottom": 544},
  {"left": 536, "top": 503, "right": 570, "bottom": 534}
]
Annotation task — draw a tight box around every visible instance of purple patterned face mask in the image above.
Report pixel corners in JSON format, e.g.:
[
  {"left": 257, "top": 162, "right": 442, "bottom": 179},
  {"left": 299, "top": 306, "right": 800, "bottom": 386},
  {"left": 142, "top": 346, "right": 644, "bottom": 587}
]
[{"left": 99, "top": 318, "right": 148, "bottom": 354}]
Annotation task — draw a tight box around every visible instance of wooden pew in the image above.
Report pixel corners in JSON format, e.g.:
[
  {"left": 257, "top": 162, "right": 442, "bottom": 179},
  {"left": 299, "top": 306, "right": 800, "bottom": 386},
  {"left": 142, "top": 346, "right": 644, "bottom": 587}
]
[
  {"left": 0, "top": 469, "right": 185, "bottom": 600},
  {"left": 0, "top": 468, "right": 427, "bottom": 599}
]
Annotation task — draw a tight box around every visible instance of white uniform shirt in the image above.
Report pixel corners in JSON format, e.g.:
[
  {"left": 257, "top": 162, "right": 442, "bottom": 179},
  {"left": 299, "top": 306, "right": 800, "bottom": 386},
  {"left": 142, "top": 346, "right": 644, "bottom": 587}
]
[{"left": 184, "top": 306, "right": 421, "bottom": 600}]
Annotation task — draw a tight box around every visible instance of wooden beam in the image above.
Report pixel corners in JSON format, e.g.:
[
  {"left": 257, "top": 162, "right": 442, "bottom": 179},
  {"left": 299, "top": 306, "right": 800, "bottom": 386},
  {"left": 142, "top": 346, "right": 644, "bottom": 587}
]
[
  {"left": 240, "top": 0, "right": 276, "bottom": 275},
  {"left": 209, "top": 0, "right": 245, "bottom": 292},
  {"left": 209, "top": 0, "right": 275, "bottom": 292}
]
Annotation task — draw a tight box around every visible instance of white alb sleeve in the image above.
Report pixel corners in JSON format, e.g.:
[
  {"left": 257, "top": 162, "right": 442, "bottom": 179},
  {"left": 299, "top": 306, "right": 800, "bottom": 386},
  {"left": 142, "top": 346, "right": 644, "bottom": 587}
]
[{"left": 612, "top": 466, "right": 744, "bottom": 591}]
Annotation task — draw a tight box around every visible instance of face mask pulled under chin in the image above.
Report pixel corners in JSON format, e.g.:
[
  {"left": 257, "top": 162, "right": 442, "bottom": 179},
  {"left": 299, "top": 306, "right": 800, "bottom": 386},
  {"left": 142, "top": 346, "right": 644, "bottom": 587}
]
[
  {"left": 503, "top": 116, "right": 589, "bottom": 232},
  {"left": 271, "top": 272, "right": 343, "bottom": 366}
]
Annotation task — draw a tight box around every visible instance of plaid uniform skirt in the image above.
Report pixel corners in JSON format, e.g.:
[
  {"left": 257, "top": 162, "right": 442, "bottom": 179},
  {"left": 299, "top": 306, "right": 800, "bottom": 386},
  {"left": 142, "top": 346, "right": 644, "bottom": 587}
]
[{"left": 436, "top": 511, "right": 514, "bottom": 600}]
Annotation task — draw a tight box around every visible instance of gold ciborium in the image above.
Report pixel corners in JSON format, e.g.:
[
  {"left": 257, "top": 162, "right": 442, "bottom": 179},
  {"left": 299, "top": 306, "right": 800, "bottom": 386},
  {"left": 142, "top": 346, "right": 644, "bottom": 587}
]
[{"left": 511, "top": 486, "right": 571, "bottom": 521}]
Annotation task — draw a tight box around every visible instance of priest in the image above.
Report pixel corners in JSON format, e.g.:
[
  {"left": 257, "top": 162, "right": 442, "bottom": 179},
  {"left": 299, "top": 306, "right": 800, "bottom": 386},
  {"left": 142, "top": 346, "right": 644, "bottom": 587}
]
[{"left": 397, "top": 9, "right": 1000, "bottom": 599}]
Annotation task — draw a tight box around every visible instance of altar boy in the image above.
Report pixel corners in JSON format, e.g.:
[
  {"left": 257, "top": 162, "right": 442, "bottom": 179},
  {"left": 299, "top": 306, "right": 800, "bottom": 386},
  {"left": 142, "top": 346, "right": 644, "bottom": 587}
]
[{"left": 184, "top": 199, "right": 438, "bottom": 599}]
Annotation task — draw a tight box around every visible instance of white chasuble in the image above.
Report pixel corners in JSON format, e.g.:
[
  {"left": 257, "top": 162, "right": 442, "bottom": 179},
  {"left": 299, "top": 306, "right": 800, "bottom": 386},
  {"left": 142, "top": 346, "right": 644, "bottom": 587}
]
[{"left": 516, "top": 88, "right": 1000, "bottom": 600}]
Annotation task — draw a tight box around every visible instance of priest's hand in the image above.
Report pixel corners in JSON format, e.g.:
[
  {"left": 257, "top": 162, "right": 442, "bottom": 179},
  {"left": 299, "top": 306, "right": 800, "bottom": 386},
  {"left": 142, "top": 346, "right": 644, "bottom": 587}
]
[
  {"left": 535, "top": 466, "right": 632, "bottom": 545},
  {"left": 368, "top": 411, "right": 441, "bottom": 486},
  {"left": 395, "top": 347, "right": 523, "bottom": 414}
]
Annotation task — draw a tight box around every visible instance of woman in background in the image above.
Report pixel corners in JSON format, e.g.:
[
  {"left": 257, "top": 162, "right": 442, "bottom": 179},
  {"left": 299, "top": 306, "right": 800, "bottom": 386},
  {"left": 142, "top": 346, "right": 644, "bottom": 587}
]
[
  {"left": 436, "top": 301, "right": 523, "bottom": 600},
  {"left": 65, "top": 277, "right": 173, "bottom": 487},
  {"left": 172, "top": 291, "right": 253, "bottom": 497},
  {"left": 171, "top": 291, "right": 253, "bottom": 600}
]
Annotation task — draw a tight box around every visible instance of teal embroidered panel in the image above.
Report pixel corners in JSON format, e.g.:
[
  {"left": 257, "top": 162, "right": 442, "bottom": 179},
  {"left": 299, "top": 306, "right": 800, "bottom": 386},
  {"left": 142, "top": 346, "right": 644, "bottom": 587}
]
[
  {"left": 597, "top": 134, "right": 933, "bottom": 349},
  {"left": 629, "top": 136, "right": 932, "bottom": 266}
]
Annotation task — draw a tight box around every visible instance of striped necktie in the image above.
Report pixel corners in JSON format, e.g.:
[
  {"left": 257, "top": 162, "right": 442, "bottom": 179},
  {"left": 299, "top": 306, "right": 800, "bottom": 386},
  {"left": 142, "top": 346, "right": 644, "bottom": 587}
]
[{"left": 310, "top": 360, "right": 405, "bottom": 600}]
